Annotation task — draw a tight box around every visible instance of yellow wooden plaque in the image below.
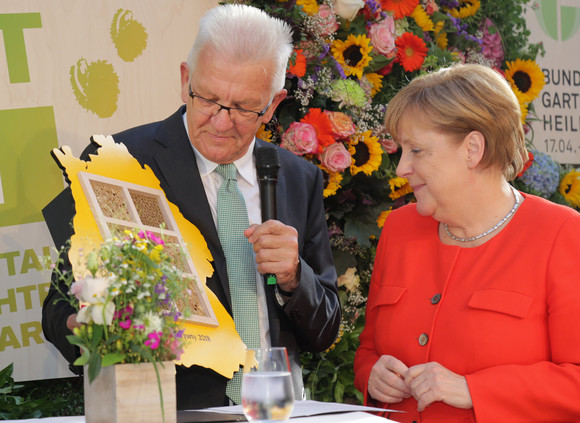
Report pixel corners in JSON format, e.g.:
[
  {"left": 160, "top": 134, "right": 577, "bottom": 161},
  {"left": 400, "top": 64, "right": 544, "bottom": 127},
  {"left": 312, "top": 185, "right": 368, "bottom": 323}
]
[{"left": 52, "top": 134, "right": 246, "bottom": 378}]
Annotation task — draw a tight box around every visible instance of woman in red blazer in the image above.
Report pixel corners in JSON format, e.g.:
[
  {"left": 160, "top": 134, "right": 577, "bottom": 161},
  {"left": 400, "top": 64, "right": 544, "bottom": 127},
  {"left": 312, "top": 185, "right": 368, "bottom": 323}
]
[{"left": 354, "top": 64, "right": 580, "bottom": 422}]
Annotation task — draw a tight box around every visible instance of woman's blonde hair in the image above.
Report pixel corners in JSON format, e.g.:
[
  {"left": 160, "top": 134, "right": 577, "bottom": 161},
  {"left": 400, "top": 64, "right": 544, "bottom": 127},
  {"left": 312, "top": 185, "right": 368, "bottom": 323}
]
[{"left": 384, "top": 63, "right": 527, "bottom": 180}]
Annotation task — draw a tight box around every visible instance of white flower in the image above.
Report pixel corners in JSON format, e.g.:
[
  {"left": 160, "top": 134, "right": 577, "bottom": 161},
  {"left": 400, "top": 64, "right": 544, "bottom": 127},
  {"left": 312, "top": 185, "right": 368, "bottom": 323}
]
[
  {"left": 74, "top": 276, "right": 115, "bottom": 325},
  {"left": 338, "top": 267, "right": 360, "bottom": 292},
  {"left": 135, "top": 311, "right": 163, "bottom": 334},
  {"left": 78, "top": 276, "right": 112, "bottom": 304},
  {"left": 333, "top": 0, "right": 364, "bottom": 21},
  {"left": 76, "top": 301, "right": 115, "bottom": 325}
]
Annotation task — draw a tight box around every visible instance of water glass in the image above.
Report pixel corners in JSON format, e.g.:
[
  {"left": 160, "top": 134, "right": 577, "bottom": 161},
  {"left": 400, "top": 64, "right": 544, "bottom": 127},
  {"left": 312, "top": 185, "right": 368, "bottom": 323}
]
[{"left": 241, "top": 347, "right": 295, "bottom": 422}]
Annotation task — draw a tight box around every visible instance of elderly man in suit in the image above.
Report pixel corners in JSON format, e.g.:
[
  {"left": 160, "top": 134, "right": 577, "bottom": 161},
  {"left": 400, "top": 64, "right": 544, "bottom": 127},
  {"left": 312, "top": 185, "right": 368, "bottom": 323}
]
[{"left": 42, "top": 4, "right": 341, "bottom": 410}]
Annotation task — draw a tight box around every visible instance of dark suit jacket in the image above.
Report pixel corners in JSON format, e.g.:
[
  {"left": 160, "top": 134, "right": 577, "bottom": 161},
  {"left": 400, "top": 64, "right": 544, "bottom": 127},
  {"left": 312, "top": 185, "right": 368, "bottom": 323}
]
[{"left": 42, "top": 106, "right": 341, "bottom": 409}]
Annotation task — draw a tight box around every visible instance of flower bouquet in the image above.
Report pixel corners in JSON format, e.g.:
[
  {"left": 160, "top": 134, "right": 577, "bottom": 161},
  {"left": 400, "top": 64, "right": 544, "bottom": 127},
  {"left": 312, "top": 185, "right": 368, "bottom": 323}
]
[
  {"left": 233, "top": 0, "right": 571, "bottom": 403},
  {"left": 55, "top": 229, "right": 191, "bottom": 421}
]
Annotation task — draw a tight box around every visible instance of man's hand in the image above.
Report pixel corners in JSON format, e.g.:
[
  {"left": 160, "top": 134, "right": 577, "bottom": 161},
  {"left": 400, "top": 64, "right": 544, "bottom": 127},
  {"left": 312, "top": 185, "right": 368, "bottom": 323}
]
[
  {"left": 245, "top": 220, "right": 300, "bottom": 292},
  {"left": 66, "top": 314, "right": 81, "bottom": 331}
]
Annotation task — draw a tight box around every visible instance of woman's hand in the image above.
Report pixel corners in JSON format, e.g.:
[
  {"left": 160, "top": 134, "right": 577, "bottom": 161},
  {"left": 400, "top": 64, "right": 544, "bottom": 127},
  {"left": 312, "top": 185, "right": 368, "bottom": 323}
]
[
  {"left": 405, "top": 362, "right": 473, "bottom": 412},
  {"left": 367, "top": 355, "right": 412, "bottom": 403}
]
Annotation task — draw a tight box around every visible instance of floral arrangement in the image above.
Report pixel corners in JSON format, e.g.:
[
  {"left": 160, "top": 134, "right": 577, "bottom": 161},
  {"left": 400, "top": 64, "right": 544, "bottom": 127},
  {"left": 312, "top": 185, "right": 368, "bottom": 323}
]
[
  {"left": 228, "top": 0, "right": 578, "bottom": 403},
  {"left": 58, "top": 229, "right": 190, "bottom": 384}
]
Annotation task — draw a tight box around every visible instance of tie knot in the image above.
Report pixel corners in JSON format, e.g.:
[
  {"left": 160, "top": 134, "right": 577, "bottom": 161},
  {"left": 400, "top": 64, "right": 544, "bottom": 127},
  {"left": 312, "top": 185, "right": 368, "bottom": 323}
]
[{"left": 216, "top": 163, "right": 237, "bottom": 181}]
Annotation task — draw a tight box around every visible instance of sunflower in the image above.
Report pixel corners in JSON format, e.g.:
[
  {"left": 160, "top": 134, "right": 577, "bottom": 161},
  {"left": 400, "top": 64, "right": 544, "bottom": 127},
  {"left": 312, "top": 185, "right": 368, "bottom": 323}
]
[
  {"left": 411, "top": 5, "right": 434, "bottom": 32},
  {"left": 296, "top": 0, "right": 319, "bottom": 15},
  {"left": 388, "top": 176, "right": 413, "bottom": 200},
  {"left": 505, "top": 59, "right": 546, "bottom": 103},
  {"left": 256, "top": 124, "right": 272, "bottom": 143},
  {"left": 331, "top": 34, "right": 373, "bottom": 79},
  {"left": 364, "top": 72, "right": 384, "bottom": 97},
  {"left": 377, "top": 208, "right": 393, "bottom": 228},
  {"left": 519, "top": 101, "right": 529, "bottom": 124},
  {"left": 288, "top": 49, "right": 307, "bottom": 78},
  {"left": 434, "top": 21, "right": 448, "bottom": 49},
  {"left": 322, "top": 170, "right": 343, "bottom": 197},
  {"left": 446, "top": 0, "right": 480, "bottom": 19},
  {"left": 395, "top": 32, "right": 428, "bottom": 72},
  {"left": 380, "top": 0, "right": 420, "bottom": 19},
  {"left": 348, "top": 130, "right": 383, "bottom": 176},
  {"left": 559, "top": 169, "right": 580, "bottom": 208}
]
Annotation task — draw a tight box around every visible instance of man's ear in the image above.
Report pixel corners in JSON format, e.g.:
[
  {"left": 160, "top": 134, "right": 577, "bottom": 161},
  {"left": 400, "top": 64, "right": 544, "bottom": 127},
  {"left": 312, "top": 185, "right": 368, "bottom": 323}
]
[
  {"left": 262, "top": 89, "right": 287, "bottom": 123},
  {"left": 465, "top": 131, "right": 485, "bottom": 168},
  {"left": 179, "top": 62, "right": 190, "bottom": 104}
]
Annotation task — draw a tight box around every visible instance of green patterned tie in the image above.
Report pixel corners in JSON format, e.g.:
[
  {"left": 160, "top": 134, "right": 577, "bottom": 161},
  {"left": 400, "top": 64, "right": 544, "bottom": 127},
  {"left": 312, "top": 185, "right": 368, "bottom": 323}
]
[{"left": 216, "top": 163, "right": 261, "bottom": 404}]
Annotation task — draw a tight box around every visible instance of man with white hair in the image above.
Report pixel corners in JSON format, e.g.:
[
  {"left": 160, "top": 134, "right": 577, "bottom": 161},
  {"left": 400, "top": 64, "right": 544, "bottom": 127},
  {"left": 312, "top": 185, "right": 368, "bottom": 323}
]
[{"left": 42, "top": 4, "right": 341, "bottom": 409}]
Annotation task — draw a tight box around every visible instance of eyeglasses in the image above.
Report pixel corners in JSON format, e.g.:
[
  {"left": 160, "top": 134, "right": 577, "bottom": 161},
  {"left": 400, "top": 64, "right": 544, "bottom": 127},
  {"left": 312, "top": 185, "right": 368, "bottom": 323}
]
[{"left": 188, "top": 84, "right": 271, "bottom": 125}]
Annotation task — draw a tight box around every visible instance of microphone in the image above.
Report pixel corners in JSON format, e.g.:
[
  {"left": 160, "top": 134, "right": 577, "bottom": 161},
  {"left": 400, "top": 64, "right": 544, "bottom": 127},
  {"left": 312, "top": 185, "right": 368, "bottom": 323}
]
[{"left": 256, "top": 146, "right": 280, "bottom": 286}]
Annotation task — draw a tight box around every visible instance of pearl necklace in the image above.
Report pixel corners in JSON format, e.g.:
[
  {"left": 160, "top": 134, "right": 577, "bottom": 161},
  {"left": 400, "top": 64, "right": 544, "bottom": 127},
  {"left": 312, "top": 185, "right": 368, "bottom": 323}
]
[{"left": 444, "top": 185, "right": 520, "bottom": 242}]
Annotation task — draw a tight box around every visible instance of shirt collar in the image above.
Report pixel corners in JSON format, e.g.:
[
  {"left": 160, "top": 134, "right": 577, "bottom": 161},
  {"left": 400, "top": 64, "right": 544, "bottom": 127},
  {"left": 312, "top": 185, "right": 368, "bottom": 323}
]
[{"left": 182, "top": 110, "right": 257, "bottom": 186}]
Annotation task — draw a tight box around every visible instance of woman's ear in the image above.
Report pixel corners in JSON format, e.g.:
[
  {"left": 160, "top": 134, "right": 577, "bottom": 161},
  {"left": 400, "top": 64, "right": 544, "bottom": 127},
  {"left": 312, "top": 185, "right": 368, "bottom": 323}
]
[{"left": 465, "top": 131, "right": 485, "bottom": 168}]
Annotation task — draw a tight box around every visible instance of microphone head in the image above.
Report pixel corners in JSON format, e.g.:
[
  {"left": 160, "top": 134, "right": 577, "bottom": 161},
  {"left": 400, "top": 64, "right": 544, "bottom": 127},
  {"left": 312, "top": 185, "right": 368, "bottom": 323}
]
[{"left": 256, "top": 146, "right": 280, "bottom": 179}]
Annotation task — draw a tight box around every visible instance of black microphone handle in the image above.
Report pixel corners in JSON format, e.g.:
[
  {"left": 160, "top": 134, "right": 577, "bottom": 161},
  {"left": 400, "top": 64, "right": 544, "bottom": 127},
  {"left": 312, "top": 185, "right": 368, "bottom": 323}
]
[
  {"left": 259, "top": 178, "right": 277, "bottom": 285},
  {"left": 259, "top": 179, "right": 277, "bottom": 222}
]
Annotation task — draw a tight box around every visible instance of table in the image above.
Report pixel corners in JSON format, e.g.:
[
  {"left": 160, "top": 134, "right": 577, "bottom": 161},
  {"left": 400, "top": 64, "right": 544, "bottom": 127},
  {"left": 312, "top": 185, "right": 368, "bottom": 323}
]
[
  {"left": 3, "top": 400, "right": 400, "bottom": 422},
  {"left": 2, "top": 412, "right": 395, "bottom": 423}
]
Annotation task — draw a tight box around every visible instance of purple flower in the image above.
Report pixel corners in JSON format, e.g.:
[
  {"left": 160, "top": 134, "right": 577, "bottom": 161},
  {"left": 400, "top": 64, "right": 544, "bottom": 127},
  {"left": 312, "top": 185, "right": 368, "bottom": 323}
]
[
  {"left": 439, "top": 0, "right": 460, "bottom": 7},
  {"left": 144, "top": 331, "right": 162, "bottom": 350},
  {"left": 119, "top": 319, "right": 132, "bottom": 329},
  {"left": 519, "top": 150, "right": 560, "bottom": 197}
]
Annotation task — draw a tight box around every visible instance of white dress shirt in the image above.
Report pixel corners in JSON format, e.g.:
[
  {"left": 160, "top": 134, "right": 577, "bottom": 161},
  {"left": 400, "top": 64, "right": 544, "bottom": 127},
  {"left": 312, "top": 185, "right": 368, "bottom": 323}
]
[{"left": 182, "top": 113, "right": 270, "bottom": 348}]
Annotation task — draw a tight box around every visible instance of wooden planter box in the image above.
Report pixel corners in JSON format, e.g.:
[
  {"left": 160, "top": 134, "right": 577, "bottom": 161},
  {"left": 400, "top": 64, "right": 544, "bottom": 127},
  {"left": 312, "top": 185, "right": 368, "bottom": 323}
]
[{"left": 84, "top": 361, "right": 176, "bottom": 423}]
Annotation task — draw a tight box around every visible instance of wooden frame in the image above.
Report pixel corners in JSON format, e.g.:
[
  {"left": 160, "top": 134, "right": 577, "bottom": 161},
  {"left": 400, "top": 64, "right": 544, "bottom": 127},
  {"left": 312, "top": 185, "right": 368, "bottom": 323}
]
[{"left": 77, "top": 171, "right": 219, "bottom": 327}]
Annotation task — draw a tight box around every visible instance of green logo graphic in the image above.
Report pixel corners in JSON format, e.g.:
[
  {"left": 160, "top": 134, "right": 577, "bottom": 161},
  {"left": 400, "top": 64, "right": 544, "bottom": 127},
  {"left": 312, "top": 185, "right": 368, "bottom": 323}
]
[
  {"left": 111, "top": 9, "right": 148, "bottom": 62},
  {"left": 535, "top": 0, "right": 580, "bottom": 41},
  {"left": 70, "top": 58, "right": 120, "bottom": 118},
  {"left": 0, "top": 13, "right": 42, "bottom": 83},
  {"left": 0, "top": 107, "right": 64, "bottom": 227},
  {"left": 70, "top": 9, "right": 148, "bottom": 118}
]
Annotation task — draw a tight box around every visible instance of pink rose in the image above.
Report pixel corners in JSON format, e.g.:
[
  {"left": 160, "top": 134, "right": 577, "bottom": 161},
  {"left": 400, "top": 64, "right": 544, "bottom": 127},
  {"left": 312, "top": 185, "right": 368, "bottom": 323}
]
[
  {"left": 281, "top": 122, "right": 319, "bottom": 155},
  {"left": 321, "top": 142, "right": 352, "bottom": 172},
  {"left": 325, "top": 111, "right": 356, "bottom": 140},
  {"left": 318, "top": 4, "right": 339, "bottom": 37},
  {"left": 380, "top": 137, "right": 398, "bottom": 154},
  {"left": 424, "top": 0, "right": 439, "bottom": 14},
  {"left": 368, "top": 17, "right": 396, "bottom": 58}
]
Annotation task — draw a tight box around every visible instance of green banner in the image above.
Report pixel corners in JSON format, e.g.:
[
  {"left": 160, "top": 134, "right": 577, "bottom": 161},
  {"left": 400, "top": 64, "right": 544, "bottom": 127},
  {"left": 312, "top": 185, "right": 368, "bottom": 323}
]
[{"left": 0, "top": 106, "right": 63, "bottom": 226}]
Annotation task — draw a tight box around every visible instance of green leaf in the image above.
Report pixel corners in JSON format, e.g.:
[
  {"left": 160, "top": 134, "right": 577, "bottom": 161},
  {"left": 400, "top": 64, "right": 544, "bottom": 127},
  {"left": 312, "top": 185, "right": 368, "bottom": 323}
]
[
  {"left": 343, "top": 205, "right": 383, "bottom": 247},
  {"left": 366, "top": 55, "right": 393, "bottom": 73},
  {"left": 334, "top": 380, "right": 345, "bottom": 403},
  {"left": 102, "top": 353, "right": 126, "bottom": 367},
  {"left": 72, "top": 347, "right": 90, "bottom": 366},
  {"left": 0, "top": 363, "right": 14, "bottom": 386},
  {"left": 331, "top": 248, "right": 358, "bottom": 277},
  {"left": 87, "top": 353, "right": 102, "bottom": 383},
  {"left": 90, "top": 324, "right": 104, "bottom": 350},
  {"left": 65, "top": 334, "right": 85, "bottom": 348}
]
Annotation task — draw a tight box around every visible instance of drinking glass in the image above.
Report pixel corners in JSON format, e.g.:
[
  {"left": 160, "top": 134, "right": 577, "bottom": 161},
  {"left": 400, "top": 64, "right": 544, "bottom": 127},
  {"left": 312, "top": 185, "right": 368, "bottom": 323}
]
[{"left": 241, "top": 347, "right": 295, "bottom": 422}]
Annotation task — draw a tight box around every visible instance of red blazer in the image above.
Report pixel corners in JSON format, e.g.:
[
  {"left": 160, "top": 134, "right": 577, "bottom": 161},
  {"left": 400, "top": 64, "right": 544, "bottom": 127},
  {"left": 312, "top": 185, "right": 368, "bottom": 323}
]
[{"left": 354, "top": 193, "right": 580, "bottom": 422}]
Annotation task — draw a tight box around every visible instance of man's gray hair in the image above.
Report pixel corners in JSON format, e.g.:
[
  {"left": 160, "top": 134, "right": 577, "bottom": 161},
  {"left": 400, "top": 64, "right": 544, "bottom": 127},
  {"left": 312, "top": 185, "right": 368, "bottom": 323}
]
[{"left": 188, "top": 4, "right": 293, "bottom": 96}]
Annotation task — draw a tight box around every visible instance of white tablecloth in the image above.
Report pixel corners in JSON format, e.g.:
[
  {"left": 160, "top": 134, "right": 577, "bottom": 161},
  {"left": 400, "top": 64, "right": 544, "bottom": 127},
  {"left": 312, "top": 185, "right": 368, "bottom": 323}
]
[{"left": 2, "top": 412, "right": 395, "bottom": 422}]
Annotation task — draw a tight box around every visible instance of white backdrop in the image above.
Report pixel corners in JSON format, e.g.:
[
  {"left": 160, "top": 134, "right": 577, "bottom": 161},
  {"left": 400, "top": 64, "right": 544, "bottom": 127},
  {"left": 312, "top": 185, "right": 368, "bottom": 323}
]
[
  {"left": 0, "top": 0, "right": 218, "bottom": 381},
  {"left": 525, "top": 0, "right": 580, "bottom": 164}
]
